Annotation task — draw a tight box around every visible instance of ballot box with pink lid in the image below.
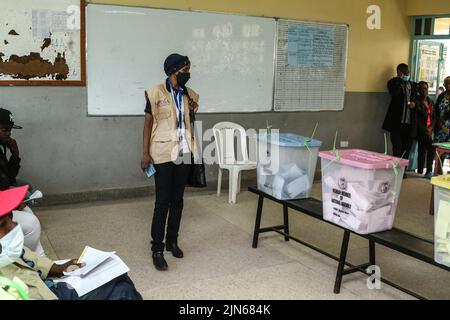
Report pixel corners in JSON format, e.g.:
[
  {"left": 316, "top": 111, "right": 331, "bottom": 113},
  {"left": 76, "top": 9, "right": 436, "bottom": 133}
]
[
  {"left": 257, "top": 133, "right": 322, "bottom": 200},
  {"left": 431, "top": 175, "right": 450, "bottom": 267},
  {"left": 319, "top": 149, "right": 409, "bottom": 234}
]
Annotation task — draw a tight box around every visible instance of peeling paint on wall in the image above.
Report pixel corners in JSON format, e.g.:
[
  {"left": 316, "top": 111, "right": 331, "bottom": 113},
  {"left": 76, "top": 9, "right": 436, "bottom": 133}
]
[
  {"left": 0, "top": 51, "right": 69, "bottom": 80},
  {"left": 41, "top": 38, "right": 51, "bottom": 51}
]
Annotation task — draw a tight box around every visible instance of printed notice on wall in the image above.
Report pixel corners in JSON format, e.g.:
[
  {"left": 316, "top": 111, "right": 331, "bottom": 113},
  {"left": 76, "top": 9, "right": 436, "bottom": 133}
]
[
  {"left": 287, "top": 25, "right": 334, "bottom": 66},
  {"left": 32, "top": 10, "right": 75, "bottom": 39}
]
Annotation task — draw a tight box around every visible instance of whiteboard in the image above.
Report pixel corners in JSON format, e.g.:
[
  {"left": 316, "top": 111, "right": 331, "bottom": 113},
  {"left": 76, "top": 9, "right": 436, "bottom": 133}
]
[
  {"left": 87, "top": 4, "right": 276, "bottom": 115},
  {"left": 274, "top": 20, "right": 348, "bottom": 112}
]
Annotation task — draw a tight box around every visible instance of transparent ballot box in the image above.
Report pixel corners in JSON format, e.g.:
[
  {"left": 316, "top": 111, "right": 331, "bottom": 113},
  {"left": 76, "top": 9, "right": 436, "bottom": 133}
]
[
  {"left": 319, "top": 149, "right": 409, "bottom": 234},
  {"left": 257, "top": 133, "right": 322, "bottom": 200},
  {"left": 431, "top": 175, "right": 450, "bottom": 267}
]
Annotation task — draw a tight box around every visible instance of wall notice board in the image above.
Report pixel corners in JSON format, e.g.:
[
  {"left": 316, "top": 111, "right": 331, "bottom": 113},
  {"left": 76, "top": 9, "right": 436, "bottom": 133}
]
[{"left": 0, "top": 0, "right": 86, "bottom": 86}]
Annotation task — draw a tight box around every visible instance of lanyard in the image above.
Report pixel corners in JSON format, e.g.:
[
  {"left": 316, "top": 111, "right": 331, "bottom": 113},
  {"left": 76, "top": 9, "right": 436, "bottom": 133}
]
[
  {"left": 0, "top": 277, "right": 30, "bottom": 300},
  {"left": 169, "top": 82, "right": 184, "bottom": 130}
]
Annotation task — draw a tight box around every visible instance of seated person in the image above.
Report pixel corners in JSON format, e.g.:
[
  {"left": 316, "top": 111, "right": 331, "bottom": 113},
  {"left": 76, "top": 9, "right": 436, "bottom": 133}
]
[
  {"left": 0, "top": 186, "right": 143, "bottom": 300},
  {"left": 0, "top": 108, "right": 35, "bottom": 197},
  {"left": 0, "top": 108, "right": 44, "bottom": 256},
  {"left": 0, "top": 173, "right": 44, "bottom": 256}
]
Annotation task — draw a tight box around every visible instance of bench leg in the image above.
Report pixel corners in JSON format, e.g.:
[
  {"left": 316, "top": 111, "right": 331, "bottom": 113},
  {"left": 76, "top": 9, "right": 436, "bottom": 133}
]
[
  {"left": 430, "top": 186, "right": 435, "bottom": 216},
  {"left": 283, "top": 204, "right": 290, "bottom": 242},
  {"left": 369, "top": 240, "right": 376, "bottom": 266},
  {"left": 252, "top": 195, "right": 264, "bottom": 248},
  {"left": 334, "top": 230, "right": 351, "bottom": 294}
]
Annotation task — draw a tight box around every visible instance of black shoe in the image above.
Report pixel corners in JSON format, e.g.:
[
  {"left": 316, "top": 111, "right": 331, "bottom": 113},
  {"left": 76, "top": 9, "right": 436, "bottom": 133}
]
[
  {"left": 166, "top": 242, "right": 184, "bottom": 258},
  {"left": 152, "top": 251, "right": 168, "bottom": 271}
]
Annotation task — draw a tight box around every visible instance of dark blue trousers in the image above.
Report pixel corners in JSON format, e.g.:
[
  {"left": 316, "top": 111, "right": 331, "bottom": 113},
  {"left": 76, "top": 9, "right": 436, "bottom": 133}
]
[{"left": 51, "top": 274, "right": 143, "bottom": 300}]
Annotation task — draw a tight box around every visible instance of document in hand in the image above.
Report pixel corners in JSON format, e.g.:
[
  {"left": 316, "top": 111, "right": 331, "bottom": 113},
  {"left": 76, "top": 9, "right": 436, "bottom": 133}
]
[
  {"left": 63, "top": 246, "right": 116, "bottom": 277},
  {"left": 56, "top": 247, "right": 130, "bottom": 297}
]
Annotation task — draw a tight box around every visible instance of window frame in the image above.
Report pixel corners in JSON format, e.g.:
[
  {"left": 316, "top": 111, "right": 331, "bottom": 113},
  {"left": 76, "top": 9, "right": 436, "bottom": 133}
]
[
  {"left": 410, "top": 15, "right": 450, "bottom": 99},
  {"left": 411, "top": 15, "right": 450, "bottom": 40}
]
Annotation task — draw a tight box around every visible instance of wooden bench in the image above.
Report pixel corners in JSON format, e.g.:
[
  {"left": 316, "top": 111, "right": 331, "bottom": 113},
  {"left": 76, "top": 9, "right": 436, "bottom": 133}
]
[{"left": 249, "top": 186, "right": 450, "bottom": 300}]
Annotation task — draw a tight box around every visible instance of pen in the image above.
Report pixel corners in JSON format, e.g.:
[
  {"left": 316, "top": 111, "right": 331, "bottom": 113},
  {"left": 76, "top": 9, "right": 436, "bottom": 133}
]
[{"left": 77, "top": 246, "right": 87, "bottom": 264}]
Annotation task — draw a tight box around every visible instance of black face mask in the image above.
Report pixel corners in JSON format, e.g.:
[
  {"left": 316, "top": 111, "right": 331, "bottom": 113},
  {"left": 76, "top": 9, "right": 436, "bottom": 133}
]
[{"left": 176, "top": 72, "right": 190, "bottom": 87}]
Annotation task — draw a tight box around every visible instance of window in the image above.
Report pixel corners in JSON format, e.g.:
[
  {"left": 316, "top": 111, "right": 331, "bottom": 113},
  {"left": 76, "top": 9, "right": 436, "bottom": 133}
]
[
  {"left": 410, "top": 15, "right": 450, "bottom": 99},
  {"left": 434, "top": 18, "right": 450, "bottom": 36},
  {"left": 413, "top": 16, "right": 450, "bottom": 37}
]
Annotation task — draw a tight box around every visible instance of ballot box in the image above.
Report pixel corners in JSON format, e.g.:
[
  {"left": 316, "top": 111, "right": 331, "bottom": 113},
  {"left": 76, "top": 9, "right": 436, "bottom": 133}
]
[
  {"left": 257, "top": 133, "right": 322, "bottom": 200},
  {"left": 319, "top": 149, "right": 409, "bottom": 234},
  {"left": 431, "top": 175, "right": 450, "bottom": 267}
]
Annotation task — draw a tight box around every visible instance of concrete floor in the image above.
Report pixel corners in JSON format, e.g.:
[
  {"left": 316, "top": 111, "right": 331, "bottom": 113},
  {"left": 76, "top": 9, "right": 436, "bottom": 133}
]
[{"left": 35, "top": 176, "right": 450, "bottom": 300}]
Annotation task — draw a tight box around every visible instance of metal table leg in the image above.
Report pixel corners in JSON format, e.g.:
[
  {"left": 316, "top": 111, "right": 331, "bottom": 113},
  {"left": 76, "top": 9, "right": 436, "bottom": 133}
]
[
  {"left": 283, "top": 204, "right": 290, "bottom": 242},
  {"left": 252, "top": 194, "right": 264, "bottom": 248},
  {"left": 334, "top": 230, "right": 351, "bottom": 294},
  {"left": 369, "top": 240, "right": 376, "bottom": 266}
]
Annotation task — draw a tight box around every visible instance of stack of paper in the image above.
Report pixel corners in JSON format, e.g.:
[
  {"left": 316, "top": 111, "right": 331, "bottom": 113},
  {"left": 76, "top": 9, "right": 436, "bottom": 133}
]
[
  {"left": 63, "top": 246, "right": 116, "bottom": 277},
  {"left": 55, "top": 246, "right": 130, "bottom": 297},
  {"left": 259, "top": 163, "right": 311, "bottom": 200}
]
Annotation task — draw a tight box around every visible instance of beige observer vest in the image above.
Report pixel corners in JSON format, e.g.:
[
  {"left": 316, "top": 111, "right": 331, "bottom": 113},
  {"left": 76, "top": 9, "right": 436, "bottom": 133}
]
[{"left": 146, "top": 83, "right": 199, "bottom": 164}]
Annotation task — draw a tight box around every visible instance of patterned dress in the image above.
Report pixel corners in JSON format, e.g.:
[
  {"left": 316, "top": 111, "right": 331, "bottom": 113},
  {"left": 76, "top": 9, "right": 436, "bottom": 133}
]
[{"left": 435, "top": 95, "right": 450, "bottom": 143}]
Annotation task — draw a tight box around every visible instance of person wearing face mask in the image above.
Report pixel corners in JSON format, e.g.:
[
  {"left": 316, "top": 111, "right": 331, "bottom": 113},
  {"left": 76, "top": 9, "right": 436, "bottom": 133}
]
[
  {"left": 141, "top": 53, "right": 199, "bottom": 271},
  {"left": 0, "top": 108, "right": 45, "bottom": 257},
  {"left": 435, "top": 77, "right": 450, "bottom": 142},
  {"left": 382, "top": 64, "right": 418, "bottom": 178},
  {"left": 0, "top": 108, "right": 36, "bottom": 197},
  {"left": 415, "top": 81, "right": 436, "bottom": 178},
  {"left": 0, "top": 186, "right": 143, "bottom": 300},
  {"left": 0, "top": 175, "right": 45, "bottom": 257}
]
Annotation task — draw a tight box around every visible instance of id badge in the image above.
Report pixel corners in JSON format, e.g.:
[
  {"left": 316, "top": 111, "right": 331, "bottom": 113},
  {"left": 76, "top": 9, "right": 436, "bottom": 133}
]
[{"left": 146, "top": 164, "right": 156, "bottom": 177}]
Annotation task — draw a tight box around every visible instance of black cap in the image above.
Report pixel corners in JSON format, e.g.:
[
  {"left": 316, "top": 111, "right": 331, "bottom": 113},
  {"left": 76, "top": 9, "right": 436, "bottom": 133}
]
[
  {"left": 0, "top": 108, "right": 22, "bottom": 129},
  {"left": 164, "top": 53, "right": 190, "bottom": 76}
]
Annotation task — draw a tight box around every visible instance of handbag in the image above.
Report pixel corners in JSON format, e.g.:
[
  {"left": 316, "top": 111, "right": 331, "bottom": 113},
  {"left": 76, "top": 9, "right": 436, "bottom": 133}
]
[{"left": 184, "top": 88, "right": 207, "bottom": 188}]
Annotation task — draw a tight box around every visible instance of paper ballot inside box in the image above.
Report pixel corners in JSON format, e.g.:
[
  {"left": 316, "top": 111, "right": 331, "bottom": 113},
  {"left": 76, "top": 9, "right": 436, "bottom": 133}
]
[
  {"left": 436, "top": 202, "right": 450, "bottom": 240},
  {"left": 320, "top": 153, "right": 405, "bottom": 234}
]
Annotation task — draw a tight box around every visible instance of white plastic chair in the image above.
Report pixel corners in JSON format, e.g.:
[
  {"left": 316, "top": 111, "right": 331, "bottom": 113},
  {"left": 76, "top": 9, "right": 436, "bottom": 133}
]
[{"left": 213, "top": 122, "right": 257, "bottom": 204}]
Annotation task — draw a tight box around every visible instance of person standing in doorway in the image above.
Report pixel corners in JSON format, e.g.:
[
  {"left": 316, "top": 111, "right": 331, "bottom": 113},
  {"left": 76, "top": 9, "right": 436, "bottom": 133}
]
[
  {"left": 382, "top": 64, "right": 417, "bottom": 177},
  {"left": 141, "top": 54, "right": 199, "bottom": 271},
  {"left": 415, "top": 81, "right": 435, "bottom": 178}
]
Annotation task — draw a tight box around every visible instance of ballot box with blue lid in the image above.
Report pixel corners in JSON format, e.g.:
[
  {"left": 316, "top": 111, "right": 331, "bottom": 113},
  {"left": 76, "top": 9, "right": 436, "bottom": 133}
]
[
  {"left": 319, "top": 149, "right": 409, "bottom": 234},
  {"left": 431, "top": 175, "right": 450, "bottom": 267},
  {"left": 257, "top": 133, "right": 322, "bottom": 200}
]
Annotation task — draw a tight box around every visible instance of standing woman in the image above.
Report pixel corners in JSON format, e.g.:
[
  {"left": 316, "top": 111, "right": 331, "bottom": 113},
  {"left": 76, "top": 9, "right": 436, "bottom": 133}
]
[
  {"left": 415, "top": 81, "right": 435, "bottom": 178},
  {"left": 435, "top": 76, "right": 450, "bottom": 143},
  {"left": 141, "top": 54, "right": 199, "bottom": 271}
]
